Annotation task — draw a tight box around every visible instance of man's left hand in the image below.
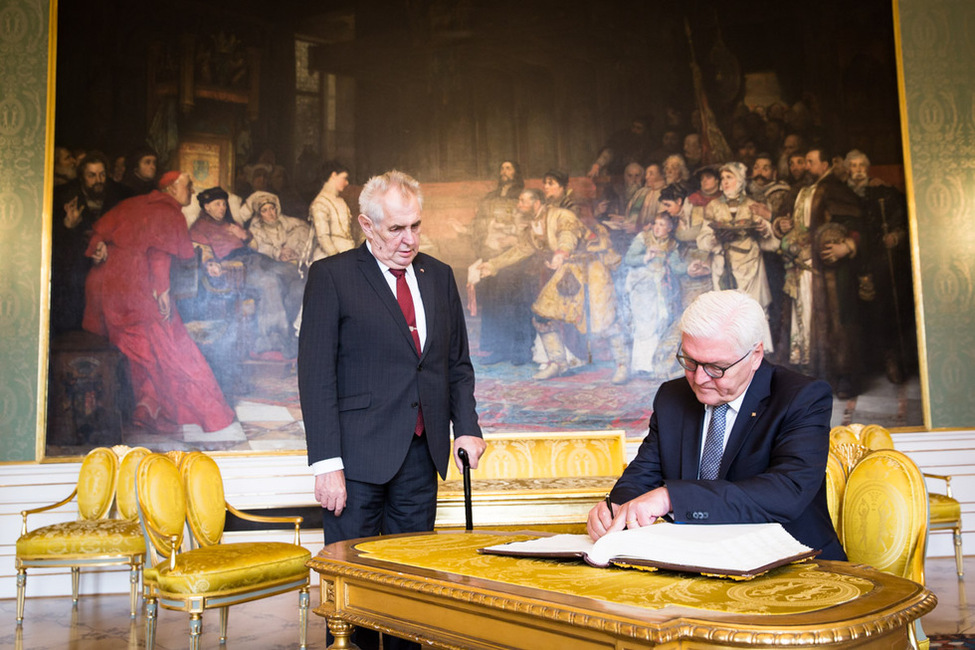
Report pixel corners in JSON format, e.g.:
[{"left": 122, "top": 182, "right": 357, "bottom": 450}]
[
  {"left": 453, "top": 435, "right": 487, "bottom": 471},
  {"left": 820, "top": 240, "right": 851, "bottom": 264}
]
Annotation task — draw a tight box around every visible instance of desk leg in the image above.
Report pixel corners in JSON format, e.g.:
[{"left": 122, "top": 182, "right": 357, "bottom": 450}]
[{"left": 326, "top": 616, "right": 360, "bottom": 650}]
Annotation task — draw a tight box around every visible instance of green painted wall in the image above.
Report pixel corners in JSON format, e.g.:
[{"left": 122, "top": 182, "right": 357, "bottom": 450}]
[
  {"left": 898, "top": 0, "right": 975, "bottom": 427},
  {"left": 2, "top": 1, "right": 973, "bottom": 462},
  {"left": 0, "top": 0, "right": 49, "bottom": 462}
]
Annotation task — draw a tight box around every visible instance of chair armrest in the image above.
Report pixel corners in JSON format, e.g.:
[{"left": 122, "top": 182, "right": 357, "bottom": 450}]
[
  {"left": 225, "top": 502, "right": 304, "bottom": 545},
  {"left": 20, "top": 489, "right": 78, "bottom": 535},
  {"left": 923, "top": 472, "right": 953, "bottom": 498}
]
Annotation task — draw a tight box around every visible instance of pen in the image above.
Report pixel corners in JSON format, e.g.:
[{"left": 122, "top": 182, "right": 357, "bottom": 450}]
[{"left": 604, "top": 494, "right": 614, "bottom": 518}]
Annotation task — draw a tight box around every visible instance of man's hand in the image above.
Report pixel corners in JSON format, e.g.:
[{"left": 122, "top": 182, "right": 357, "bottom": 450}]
[
  {"left": 156, "top": 290, "right": 171, "bottom": 320},
  {"left": 90, "top": 241, "right": 108, "bottom": 264},
  {"left": 586, "top": 499, "right": 617, "bottom": 540},
  {"left": 820, "top": 240, "right": 852, "bottom": 264},
  {"left": 227, "top": 223, "right": 248, "bottom": 240},
  {"left": 453, "top": 435, "right": 487, "bottom": 471},
  {"left": 596, "top": 487, "right": 671, "bottom": 539},
  {"left": 280, "top": 245, "right": 298, "bottom": 262},
  {"left": 546, "top": 251, "right": 567, "bottom": 271},
  {"left": 64, "top": 197, "right": 83, "bottom": 229},
  {"left": 315, "top": 469, "right": 347, "bottom": 515}
]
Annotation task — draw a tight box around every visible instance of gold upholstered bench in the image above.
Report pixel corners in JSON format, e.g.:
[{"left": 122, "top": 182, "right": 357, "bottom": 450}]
[{"left": 435, "top": 430, "right": 626, "bottom": 530}]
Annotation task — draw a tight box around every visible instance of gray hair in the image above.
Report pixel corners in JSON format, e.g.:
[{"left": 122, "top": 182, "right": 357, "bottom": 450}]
[
  {"left": 844, "top": 149, "right": 870, "bottom": 168},
  {"left": 358, "top": 169, "right": 423, "bottom": 226},
  {"left": 663, "top": 154, "right": 691, "bottom": 182},
  {"left": 679, "top": 290, "right": 769, "bottom": 356}
]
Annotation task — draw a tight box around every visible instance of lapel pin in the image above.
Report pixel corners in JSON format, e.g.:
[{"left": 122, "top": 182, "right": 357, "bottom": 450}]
[
  {"left": 419, "top": 268, "right": 425, "bottom": 273},
  {"left": 751, "top": 412, "right": 756, "bottom": 417}
]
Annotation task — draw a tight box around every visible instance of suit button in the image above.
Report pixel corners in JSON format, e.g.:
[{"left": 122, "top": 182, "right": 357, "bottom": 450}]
[
  {"left": 417, "top": 364, "right": 422, "bottom": 371},
  {"left": 411, "top": 402, "right": 418, "bottom": 408}
]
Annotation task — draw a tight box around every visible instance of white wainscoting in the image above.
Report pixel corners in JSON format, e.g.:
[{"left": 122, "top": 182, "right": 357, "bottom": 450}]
[{"left": 1, "top": 430, "right": 972, "bottom": 601}]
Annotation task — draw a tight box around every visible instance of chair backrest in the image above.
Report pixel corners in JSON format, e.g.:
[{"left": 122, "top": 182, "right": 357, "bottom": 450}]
[
  {"left": 115, "top": 446, "right": 151, "bottom": 520},
  {"left": 77, "top": 447, "right": 120, "bottom": 520},
  {"left": 829, "top": 425, "right": 859, "bottom": 446},
  {"left": 825, "top": 451, "right": 846, "bottom": 537},
  {"left": 181, "top": 452, "right": 227, "bottom": 547},
  {"left": 829, "top": 441, "right": 870, "bottom": 476},
  {"left": 136, "top": 453, "right": 187, "bottom": 559},
  {"left": 841, "top": 449, "right": 928, "bottom": 584},
  {"left": 860, "top": 424, "right": 895, "bottom": 450},
  {"left": 442, "top": 430, "right": 627, "bottom": 481}
]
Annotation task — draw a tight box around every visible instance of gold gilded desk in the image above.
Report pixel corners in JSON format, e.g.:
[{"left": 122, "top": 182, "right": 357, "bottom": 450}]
[{"left": 308, "top": 531, "right": 936, "bottom": 649}]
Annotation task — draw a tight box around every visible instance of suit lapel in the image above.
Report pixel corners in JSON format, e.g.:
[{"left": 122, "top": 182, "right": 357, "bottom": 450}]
[
  {"left": 356, "top": 244, "right": 419, "bottom": 356},
  {"left": 719, "top": 361, "right": 773, "bottom": 478},
  {"left": 413, "top": 254, "right": 436, "bottom": 361},
  {"left": 680, "top": 392, "right": 706, "bottom": 480}
]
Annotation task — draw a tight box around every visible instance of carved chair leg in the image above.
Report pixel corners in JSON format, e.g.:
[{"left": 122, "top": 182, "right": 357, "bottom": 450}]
[
  {"left": 145, "top": 598, "right": 158, "bottom": 650},
  {"left": 189, "top": 612, "right": 203, "bottom": 650},
  {"left": 327, "top": 615, "right": 361, "bottom": 650},
  {"left": 219, "top": 606, "right": 229, "bottom": 643},
  {"left": 71, "top": 567, "right": 80, "bottom": 606},
  {"left": 129, "top": 564, "right": 140, "bottom": 618},
  {"left": 299, "top": 587, "right": 310, "bottom": 649},
  {"left": 16, "top": 568, "right": 26, "bottom": 624},
  {"left": 953, "top": 526, "right": 964, "bottom": 577}
]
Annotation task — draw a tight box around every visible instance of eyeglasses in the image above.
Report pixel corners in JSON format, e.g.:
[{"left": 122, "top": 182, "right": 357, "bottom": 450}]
[{"left": 675, "top": 343, "right": 756, "bottom": 379}]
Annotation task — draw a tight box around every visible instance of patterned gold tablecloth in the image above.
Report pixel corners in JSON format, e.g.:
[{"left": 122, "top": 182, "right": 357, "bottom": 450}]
[{"left": 354, "top": 532, "right": 874, "bottom": 616}]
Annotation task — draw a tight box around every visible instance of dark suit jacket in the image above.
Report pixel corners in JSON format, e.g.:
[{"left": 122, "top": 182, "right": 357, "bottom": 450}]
[
  {"left": 610, "top": 360, "right": 845, "bottom": 560},
  {"left": 298, "top": 244, "right": 481, "bottom": 484}
]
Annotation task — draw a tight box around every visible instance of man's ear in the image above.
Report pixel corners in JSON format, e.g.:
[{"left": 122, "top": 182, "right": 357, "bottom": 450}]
[{"left": 358, "top": 214, "right": 373, "bottom": 238}]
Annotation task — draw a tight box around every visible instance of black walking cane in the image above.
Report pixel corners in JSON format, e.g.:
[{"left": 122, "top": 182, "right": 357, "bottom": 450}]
[{"left": 457, "top": 448, "right": 473, "bottom": 531}]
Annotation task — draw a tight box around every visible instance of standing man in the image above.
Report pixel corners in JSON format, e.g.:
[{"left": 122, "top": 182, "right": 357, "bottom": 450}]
[
  {"left": 298, "top": 171, "right": 485, "bottom": 648},
  {"left": 83, "top": 171, "right": 237, "bottom": 434},
  {"left": 776, "top": 147, "right": 864, "bottom": 399},
  {"left": 845, "top": 149, "right": 915, "bottom": 384},
  {"left": 588, "top": 290, "right": 844, "bottom": 561}
]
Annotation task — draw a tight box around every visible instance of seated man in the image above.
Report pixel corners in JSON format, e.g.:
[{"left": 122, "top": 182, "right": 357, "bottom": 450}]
[{"left": 588, "top": 290, "right": 845, "bottom": 561}]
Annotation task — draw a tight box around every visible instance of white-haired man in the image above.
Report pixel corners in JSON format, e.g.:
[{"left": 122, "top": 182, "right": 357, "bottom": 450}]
[
  {"left": 299, "top": 170, "right": 486, "bottom": 650},
  {"left": 588, "top": 290, "right": 845, "bottom": 562}
]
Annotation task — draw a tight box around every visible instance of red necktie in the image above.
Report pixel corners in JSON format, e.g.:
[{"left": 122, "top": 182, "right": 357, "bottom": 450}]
[{"left": 390, "top": 268, "right": 424, "bottom": 436}]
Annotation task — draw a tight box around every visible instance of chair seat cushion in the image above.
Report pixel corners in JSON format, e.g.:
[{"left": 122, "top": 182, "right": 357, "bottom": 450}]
[
  {"left": 145, "top": 542, "right": 310, "bottom": 595},
  {"left": 929, "top": 492, "right": 962, "bottom": 523},
  {"left": 16, "top": 519, "right": 144, "bottom": 556}
]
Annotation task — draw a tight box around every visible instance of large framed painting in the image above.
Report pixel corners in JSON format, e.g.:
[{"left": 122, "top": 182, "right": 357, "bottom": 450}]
[{"left": 41, "top": 0, "right": 923, "bottom": 458}]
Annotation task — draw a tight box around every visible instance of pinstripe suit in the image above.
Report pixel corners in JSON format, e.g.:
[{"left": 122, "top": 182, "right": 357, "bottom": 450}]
[{"left": 298, "top": 242, "right": 480, "bottom": 504}]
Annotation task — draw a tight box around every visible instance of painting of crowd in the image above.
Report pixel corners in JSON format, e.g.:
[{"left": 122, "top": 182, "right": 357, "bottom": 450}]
[
  {"left": 467, "top": 99, "right": 915, "bottom": 403},
  {"left": 47, "top": 92, "right": 914, "bottom": 447},
  {"left": 48, "top": 144, "right": 356, "bottom": 444}
]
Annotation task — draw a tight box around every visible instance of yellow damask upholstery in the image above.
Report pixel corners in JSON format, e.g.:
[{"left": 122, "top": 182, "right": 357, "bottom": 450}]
[
  {"left": 825, "top": 451, "right": 846, "bottom": 538},
  {"left": 137, "top": 452, "right": 310, "bottom": 650},
  {"left": 850, "top": 422, "right": 964, "bottom": 578},
  {"left": 860, "top": 424, "right": 895, "bottom": 450},
  {"left": 841, "top": 449, "right": 929, "bottom": 649},
  {"left": 829, "top": 425, "right": 859, "bottom": 446},
  {"left": 437, "top": 431, "right": 626, "bottom": 528},
  {"left": 15, "top": 446, "right": 147, "bottom": 625},
  {"left": 842, "top": 449, "right": 927, "bottom": 583}
]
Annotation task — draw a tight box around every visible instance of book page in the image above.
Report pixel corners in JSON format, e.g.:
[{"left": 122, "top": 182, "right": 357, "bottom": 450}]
[
  {"left": 480, "top": 533, "right": 594, "bottom": 557},
  {"left": 588, "top": 522, "right": 813, "bottom": 571}
]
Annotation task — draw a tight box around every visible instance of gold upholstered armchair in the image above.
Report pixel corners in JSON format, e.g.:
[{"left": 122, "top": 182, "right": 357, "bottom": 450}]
[
  {"left": 841, "top": 448, "right": 929, "bottom": 649},
  {"left": 15, "top": 445, "right": 149, "bottom": 625},
  {"left": 136, "top": 452, "right": 311, "bottom": 650},
  {"left": 857, "top": 423, "right": 965, "bottom": 578}
]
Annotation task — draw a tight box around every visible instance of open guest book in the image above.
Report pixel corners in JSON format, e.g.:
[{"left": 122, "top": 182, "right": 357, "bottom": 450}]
[{"left": 479, "top": 522, "right": 819, "bottom": 579}]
